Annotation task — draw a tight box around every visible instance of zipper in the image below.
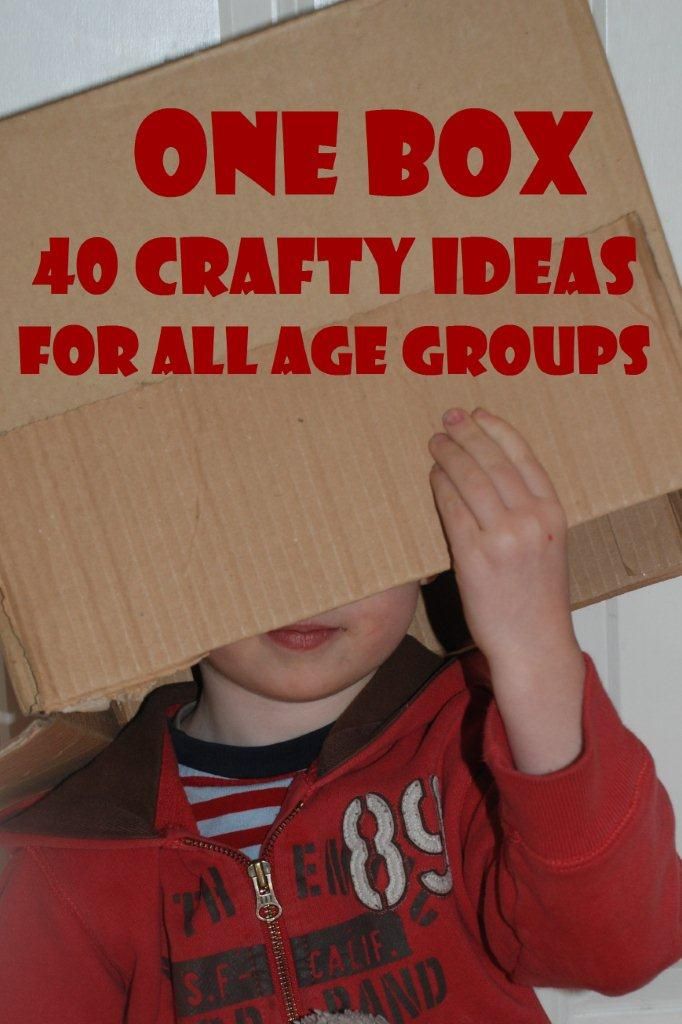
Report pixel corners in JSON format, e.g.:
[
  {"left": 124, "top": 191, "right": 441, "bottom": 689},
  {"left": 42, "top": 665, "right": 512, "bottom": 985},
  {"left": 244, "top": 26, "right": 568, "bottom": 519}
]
[
  {"left": 180, "top": 798, "right": 305, "bottom": 1023},
  {"left": 248, "top": 860, "right": 297, "bottom": 1022}
]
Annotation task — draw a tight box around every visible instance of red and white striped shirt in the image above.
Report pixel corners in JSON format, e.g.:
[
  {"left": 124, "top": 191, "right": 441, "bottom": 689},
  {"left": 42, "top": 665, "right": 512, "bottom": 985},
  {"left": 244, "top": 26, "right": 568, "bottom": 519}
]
[
  {"left": 169, "top": 701, "right": 334, "bottom": 861},
  {"left": 177, "top": 766, "right": 296, "bottom": 860}
]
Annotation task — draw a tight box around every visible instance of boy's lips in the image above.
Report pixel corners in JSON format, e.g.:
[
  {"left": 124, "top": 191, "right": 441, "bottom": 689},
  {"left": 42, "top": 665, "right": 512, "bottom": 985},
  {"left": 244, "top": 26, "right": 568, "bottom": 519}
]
[{"left": 265, "top": 621, "right": 343, "bottom": 651}]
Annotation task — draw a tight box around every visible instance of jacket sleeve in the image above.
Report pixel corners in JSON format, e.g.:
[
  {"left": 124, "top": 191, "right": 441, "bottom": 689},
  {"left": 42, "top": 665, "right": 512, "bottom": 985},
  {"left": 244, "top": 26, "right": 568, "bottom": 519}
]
[
  {"left": 453, "top": 650, "right": 681, "bottom": 995},
  {"left": 0, "top": 846, "right": 128, "bottom": 1023}
]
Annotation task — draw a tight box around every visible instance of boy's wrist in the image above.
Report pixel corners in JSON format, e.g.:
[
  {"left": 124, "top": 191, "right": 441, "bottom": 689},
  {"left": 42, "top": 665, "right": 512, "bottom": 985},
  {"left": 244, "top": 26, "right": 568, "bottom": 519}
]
[
  {"left": 486, "top": 630, "right": 583, "bottom": 684},
  {"left": 486, "top": 637, "right": 586, "bottom": 775}
]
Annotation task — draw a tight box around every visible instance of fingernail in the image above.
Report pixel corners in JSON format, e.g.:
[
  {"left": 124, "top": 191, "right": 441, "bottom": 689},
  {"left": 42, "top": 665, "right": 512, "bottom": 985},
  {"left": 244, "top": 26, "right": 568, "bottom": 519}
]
[
  {"left": 430, "top": 432, "right": 449, "bottom": 443},
  {"left": 473, "top": 407, "right": 491, "bottom": 418},
  {"left": 443, "top": 408, "right": 466, "bottom": 426}
]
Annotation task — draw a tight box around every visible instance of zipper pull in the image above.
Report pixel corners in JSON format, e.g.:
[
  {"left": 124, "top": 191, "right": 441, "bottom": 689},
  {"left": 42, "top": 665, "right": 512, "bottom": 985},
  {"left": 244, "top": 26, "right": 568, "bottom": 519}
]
[{"left": 248, "top": 860, "right": 283, "bottom": 922}]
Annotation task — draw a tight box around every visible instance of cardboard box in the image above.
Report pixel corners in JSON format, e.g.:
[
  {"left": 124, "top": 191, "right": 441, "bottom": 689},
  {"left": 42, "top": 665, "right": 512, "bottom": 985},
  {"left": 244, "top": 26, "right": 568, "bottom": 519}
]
[{"left": 0, "top": 0, "right": 680, "bottom": 713}]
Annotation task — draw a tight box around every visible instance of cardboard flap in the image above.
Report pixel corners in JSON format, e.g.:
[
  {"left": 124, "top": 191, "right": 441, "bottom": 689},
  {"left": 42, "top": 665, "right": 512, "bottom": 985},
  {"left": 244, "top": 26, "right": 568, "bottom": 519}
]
[
  {"left": 0, "top": 711, "right": 121, "bottom": 811},
  {"left": 569, "top": 491, "right": 682, "bottom": 607}
]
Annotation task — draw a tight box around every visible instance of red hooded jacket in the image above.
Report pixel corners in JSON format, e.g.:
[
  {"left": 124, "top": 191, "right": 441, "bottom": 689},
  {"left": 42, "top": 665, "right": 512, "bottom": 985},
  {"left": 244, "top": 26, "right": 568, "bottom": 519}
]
[{"left": 0, "top": 636, "right": 679, "bottom": 1023}]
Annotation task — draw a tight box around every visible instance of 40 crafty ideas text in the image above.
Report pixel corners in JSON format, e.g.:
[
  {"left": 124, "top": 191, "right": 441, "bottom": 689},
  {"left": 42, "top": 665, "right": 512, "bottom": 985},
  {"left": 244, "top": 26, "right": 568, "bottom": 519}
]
[{"left": 19, "top": 108, "right": 649, "bottom": 377}]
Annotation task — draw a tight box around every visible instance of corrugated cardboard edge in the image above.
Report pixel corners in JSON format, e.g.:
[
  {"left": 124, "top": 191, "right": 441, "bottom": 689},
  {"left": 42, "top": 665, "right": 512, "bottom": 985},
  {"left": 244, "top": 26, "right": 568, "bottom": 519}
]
[
  {"left": 569, "top": 490, "right": 682, "bottom": 608},
  {"left": 0, "top": 675, "right": 193, "bottom": 813},
  {"left": 0, "top": 708, "right": 120, "bottom": 810},
  {"left": 21, "top": 603, "right": 440, "bottom": 716},
  {"left": 57, "top": 668, "right": 193, "bottom": 716}
]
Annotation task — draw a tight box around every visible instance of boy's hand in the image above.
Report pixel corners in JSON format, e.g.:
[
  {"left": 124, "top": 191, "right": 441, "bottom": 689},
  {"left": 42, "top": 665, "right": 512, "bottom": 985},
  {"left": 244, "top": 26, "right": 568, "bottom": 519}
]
[{"left": 428, "top": 407, "right": 585, "bottom": 774}]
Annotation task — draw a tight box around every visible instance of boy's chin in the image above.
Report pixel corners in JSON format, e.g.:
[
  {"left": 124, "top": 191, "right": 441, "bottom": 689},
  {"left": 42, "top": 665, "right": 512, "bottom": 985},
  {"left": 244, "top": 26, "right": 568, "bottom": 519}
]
[
  {"left": 263, "top": 672, "right": 362, "bottom": 704},
  {"left": 209, "top": 624, "right": 391, "bottom": 703}
]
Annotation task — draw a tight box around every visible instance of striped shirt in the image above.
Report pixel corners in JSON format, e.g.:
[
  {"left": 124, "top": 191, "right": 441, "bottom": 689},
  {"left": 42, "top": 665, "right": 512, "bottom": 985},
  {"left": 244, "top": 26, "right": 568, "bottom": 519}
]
[
  {"left": 177, "top": 766, "right": 295, "bottom": 860},
  {"left": 169, "top": 706, "right": 334, "bottom": 861}
]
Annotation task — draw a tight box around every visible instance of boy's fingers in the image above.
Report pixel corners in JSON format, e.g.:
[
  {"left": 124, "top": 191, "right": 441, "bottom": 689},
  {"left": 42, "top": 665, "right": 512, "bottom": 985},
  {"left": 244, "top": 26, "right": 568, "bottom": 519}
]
[
  {"left": 428, "top": 433, "right": 506, "bottom": 530},
  {"left": 429, "top": 464, "right": 479, "bottom": 545},
  {"left": 469, "top": 408, "right": 559, "bottom": 500},
  {"left": 440, "top": 409, "right": 533, "bottom": 509}
]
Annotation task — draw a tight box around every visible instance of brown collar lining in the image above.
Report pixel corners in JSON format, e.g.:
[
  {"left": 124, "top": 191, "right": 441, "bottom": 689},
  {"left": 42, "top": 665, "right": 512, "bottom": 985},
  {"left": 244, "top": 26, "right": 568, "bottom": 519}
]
[{"left": 317, "top": 635, "right": 445, "bottom": 775}]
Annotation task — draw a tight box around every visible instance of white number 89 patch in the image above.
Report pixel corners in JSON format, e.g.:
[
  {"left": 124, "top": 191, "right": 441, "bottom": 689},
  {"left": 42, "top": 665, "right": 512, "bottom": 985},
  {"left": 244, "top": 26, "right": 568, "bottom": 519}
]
[{"left": 342, "top": 776, "right": 452, "bottom": 910}]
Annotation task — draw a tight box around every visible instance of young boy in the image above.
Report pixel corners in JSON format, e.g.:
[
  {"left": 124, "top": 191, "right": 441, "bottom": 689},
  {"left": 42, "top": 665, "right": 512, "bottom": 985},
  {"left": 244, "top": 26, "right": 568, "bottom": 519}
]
[{"left": 0, "top": 407, "right": 679, "bottom": 1024}]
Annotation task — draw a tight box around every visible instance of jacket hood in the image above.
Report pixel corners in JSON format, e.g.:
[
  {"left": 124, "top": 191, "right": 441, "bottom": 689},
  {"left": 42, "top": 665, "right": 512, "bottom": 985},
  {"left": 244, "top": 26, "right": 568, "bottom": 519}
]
[{"left": 0, "top": 635, "right": 450, "bottom": 844}]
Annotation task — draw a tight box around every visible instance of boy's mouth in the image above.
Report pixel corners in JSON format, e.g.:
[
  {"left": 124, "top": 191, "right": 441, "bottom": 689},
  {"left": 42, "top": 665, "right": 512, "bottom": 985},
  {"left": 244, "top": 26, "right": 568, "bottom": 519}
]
[{"left": 265, "top": 621, "right": 343, "bottom": 651}]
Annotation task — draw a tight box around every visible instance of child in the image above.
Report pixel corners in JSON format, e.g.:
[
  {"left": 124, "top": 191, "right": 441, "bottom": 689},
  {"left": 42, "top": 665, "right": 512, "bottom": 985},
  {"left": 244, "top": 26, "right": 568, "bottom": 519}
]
[{"left": 0, "top": 407, "right": 679, "bottom": 1024}]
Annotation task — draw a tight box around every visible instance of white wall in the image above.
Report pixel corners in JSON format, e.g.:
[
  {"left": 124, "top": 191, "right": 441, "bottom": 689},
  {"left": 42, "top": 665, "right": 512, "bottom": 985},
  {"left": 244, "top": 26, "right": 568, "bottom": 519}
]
[
  {"left": 0, "top": 0, "right": 679, "bottom": 1020},
  {"left": 0, "top": 0, "right": 220, "bottom": 117},
  {"left": 546, "top": 3, "right": 682, "bottom": 1019}
]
